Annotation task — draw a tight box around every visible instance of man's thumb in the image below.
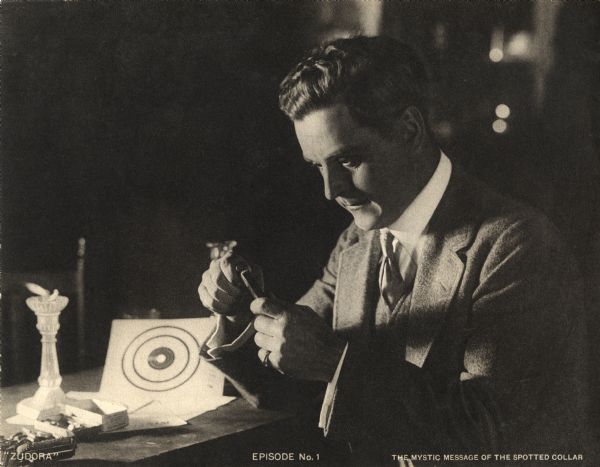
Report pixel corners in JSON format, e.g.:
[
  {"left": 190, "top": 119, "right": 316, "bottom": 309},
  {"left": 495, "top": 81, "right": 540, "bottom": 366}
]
[{"left": 249, "top": 296, "right": 285, "bottom": 318}]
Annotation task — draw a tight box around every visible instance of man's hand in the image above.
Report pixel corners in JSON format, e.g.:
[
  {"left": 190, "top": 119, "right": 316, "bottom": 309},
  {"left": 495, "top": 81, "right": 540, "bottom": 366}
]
[
  {"left": 198, "top": 252, "right": 261, "bottom": 327},
  {"left": 251, "top": 297, "right": 345, "bottom": 382}
]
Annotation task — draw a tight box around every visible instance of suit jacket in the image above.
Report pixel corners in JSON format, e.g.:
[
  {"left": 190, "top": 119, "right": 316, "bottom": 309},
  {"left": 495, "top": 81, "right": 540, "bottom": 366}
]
[{"left": 210, "top": 166, "right": 588, "bottom": 458}]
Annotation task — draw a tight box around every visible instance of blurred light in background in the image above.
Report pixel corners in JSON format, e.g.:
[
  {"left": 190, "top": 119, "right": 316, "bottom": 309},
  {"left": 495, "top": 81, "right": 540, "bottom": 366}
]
[
  {"left": 317, "top": 0, "right": 382, "bottom": 41},
  {"left": 489, "top": 48, "right": 504, "bottom": 63},
  {"left": 489, "top": 26, "right": 505, "bottom": 63},
  {"left": 507, "top": 31, "right": 533, "bottom": 59},
  {"left": 433, "top": 22, "right": 448, "bottom": 50},
  {"left": 489, "top": 27, "right": 535, "bottom": 64},
  {"left": 356, "top": 0, "right": 383, "bottom": 36},
  {"left": 495, "top": 104, "right": 511, "bottom": 119},
  {"left": 492, "top": 119, "right": 508, "bottom": 134},
  {"left": 532, "top": 0, "right": 562, "bottom": 108}
]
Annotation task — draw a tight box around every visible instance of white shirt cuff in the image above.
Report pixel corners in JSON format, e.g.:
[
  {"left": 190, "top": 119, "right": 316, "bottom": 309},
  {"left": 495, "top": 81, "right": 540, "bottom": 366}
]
[
  {"left": 205, "top": 314, "right": 255, "bottom": 359},
  {"left": 318, "top": 342, "right": 349, "bottom": 429}
]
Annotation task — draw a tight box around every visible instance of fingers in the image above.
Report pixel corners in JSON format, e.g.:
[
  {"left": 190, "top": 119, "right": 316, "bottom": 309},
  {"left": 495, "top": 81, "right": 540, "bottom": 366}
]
[
  {"left": 198, "top": 256, "right": 245, "bottom": 314},
  {"left": 250, "top": 297, "right": 287, "bottom": 319},
  {"left": 219, "top": 252, "right": 245, "bottom": 286},
  {"left": 253, "top": 315, "right": 280, "bottom": 337},
  {"left": 257, "top": 347, "right": 269, "bottom": 365},
  {"left": 198, "top": 283, "right": 233, "bottom": 314},
  {"left": 253, "top": 299, "right": 287, "bottom": 373},
  {"left": 254, "top": 331, "right": 275, "bottom": 351},
  {"left": 201, "top": 270, "right": 237, "bottom": 306},
  {"left": 209, "top": 259, "right": 242, "bottom": 295}
]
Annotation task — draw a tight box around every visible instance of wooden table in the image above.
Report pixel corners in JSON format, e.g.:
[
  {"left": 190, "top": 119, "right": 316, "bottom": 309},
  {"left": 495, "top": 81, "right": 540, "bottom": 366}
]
[{"left": 0, "top": 368, "right": 310, "bottom": 465}]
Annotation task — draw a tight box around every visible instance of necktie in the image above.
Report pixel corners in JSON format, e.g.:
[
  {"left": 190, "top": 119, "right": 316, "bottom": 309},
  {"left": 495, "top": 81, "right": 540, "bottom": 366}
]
[{"left": 379, "top": 230, "right": 405, "bottom": 310}]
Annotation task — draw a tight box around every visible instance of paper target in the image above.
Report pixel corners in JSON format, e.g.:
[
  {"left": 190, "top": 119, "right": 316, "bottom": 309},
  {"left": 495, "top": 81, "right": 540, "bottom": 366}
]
[
  {"left": 121, "top": 326, "right": 200, "bottom": 392},
  {"left": 100, "top": 318, "right": 224, "bottom": 410}
]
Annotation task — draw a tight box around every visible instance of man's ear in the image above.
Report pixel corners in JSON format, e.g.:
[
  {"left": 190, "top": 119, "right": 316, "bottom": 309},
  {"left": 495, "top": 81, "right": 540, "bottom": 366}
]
[{"left": 395, "top": 106, "right": 427, "bottom": 150}]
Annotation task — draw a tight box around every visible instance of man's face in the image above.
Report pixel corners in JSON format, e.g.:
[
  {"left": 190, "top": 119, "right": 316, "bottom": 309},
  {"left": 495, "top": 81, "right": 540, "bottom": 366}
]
[{"left": 294, "top": 103, "right": 421, "bottom": 231}]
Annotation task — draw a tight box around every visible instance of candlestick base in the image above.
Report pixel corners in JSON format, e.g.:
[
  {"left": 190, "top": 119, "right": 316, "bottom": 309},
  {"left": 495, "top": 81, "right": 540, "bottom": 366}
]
[{"left": 16, "top": 386, "right": 66, "bottom": 420}]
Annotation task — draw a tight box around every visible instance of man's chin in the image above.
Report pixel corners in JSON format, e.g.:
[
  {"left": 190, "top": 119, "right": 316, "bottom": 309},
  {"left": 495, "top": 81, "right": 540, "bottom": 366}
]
[{"left": 350, "top": 210, "right": 383, "bottom": 231}]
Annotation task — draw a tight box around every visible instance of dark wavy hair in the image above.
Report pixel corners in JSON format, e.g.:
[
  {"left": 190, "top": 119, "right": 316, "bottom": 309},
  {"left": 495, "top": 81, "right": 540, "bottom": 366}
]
[{"left": 278, "top": 36, "right": 429, "bottom": 132}]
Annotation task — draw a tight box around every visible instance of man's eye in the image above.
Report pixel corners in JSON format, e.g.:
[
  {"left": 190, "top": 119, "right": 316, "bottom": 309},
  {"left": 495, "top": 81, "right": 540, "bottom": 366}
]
[{"left": 338, "top": 156, "right": 361, "bottom": 168}]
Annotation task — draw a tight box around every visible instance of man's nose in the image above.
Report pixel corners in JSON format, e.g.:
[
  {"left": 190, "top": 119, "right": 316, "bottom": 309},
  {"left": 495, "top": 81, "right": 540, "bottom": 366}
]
[{"left": 322, "top": 166, "right": 347, "bottom": 201}]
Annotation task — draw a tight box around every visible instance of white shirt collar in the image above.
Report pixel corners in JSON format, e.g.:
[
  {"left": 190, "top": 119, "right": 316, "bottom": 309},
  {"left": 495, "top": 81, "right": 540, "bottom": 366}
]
[{"left": 382, "top": 151, "right": 452, "bottom": 253}]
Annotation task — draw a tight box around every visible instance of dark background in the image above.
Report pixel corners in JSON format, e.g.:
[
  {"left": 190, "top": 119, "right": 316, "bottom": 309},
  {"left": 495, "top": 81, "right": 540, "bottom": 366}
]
[{"left": 1, "top": 0, "right": 599, "bottom": 435}]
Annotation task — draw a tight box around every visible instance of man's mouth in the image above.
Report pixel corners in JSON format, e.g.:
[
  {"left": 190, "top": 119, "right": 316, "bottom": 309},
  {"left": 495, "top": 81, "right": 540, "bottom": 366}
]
[{"left": 338, "top": 198, "right": 369, "bottom": 210}]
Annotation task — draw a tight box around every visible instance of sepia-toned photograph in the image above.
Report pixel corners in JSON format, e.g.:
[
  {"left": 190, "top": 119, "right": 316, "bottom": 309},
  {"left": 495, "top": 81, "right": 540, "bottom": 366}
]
[{"left": 1, "top": 1, "right": 599, "bottom": 465}]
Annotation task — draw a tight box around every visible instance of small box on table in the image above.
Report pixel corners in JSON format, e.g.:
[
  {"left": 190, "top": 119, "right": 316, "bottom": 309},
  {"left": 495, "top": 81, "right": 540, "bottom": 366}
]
[
  {"left": 34, "top": 399, "right": 128, "bottom": 439},
  {"left": 64, "top": 399, "right": 128, "bottom": 432}
]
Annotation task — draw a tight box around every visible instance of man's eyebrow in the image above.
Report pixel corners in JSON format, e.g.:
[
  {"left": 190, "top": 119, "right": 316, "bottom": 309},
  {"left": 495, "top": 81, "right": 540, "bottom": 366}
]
[{"left": 303, "top": 145, "right": 362, "bottom": 164}]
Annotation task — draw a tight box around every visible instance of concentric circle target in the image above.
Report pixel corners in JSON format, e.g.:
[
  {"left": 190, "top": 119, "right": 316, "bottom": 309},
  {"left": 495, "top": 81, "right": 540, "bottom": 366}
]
[{"left": 121, "top": 326, "right": 200, "bottom": 391}]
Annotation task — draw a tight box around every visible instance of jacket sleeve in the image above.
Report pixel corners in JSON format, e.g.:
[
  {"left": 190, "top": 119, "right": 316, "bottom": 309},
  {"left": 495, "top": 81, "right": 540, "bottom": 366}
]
[
  {"left": 322, "top": 215, "right": 587, "bottom": 454},
  {"left": 297, "top": 223, "right": 362, "bottom": 323}
]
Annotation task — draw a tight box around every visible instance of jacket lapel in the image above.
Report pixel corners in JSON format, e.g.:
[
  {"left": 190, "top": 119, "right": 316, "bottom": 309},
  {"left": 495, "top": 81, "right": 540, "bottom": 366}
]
[
  {"left": 333, "top": 230, "right": 380, "bottom": 342},
  {"left": 405, "top": 227, "right": 471, "bottom": 367},
  {"left": 405, "top": 167, "right": 478, "bottom": 368}
]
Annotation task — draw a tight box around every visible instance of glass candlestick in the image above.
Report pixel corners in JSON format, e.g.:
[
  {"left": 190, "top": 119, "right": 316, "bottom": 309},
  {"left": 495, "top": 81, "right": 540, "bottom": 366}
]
[{"left": 16, "top": 292, "right": 69, "bottom": 420}]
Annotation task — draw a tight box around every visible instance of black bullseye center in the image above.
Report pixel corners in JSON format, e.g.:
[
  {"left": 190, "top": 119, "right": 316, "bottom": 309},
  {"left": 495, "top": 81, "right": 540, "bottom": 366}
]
[{"left": 148, "top": 346, "right": 175, "bottom": 370}]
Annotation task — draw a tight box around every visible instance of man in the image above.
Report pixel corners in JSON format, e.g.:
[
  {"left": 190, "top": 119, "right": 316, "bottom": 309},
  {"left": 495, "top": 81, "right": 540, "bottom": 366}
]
[{"left": 198, "top": 36, "right": 588, "bottom": 461}]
